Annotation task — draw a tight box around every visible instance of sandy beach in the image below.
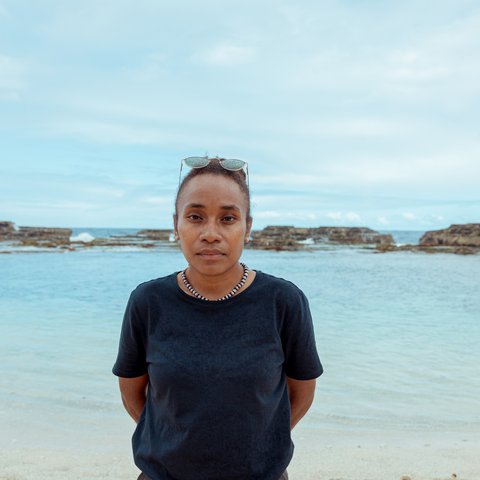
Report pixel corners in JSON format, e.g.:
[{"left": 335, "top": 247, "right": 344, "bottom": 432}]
[{"left": 1, "top": 426, "right": 478, "bottom": 480}]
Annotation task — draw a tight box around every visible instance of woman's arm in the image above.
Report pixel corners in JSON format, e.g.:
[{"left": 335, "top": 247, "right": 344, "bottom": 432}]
[
  {"left": 118, "top": 374, "right": 149, "bottom": 423},
  {"left": 286, "top": 377, "right": 316, "bottom": 430}
]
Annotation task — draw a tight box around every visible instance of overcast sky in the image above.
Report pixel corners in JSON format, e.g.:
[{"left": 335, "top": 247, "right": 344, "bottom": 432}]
[{"left": 1, "top": 0, "right": 479, "bottom": 231}]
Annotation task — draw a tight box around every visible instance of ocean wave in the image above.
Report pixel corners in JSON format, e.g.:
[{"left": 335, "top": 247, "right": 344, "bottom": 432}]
[
  {"left": 297, "top": 238, "right": 315, "bottom": 245},
  {"left": 70, "top": 232, "right": 95, "bottom": 243}
]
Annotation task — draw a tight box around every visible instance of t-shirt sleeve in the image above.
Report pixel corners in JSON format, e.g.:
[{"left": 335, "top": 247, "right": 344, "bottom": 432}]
[
  {"left": 282, "top": 288, "right": 324, "bottom": 380},
  {"left": 112, "top": 289, "right": 148, "bottom": 378}
]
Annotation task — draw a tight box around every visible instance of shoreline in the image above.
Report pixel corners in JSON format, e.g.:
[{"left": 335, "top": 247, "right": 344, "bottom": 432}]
[{"left": 1, "top": 427, "right": 478, "bottom": 479}]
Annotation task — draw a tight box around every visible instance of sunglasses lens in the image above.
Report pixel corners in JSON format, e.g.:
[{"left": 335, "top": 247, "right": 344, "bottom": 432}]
[
  {"left": 220, "top": 159, "right": 245, "bottom": 171},
  {"left": 184, "top": 157, "right": 210, "bottom": 168}
]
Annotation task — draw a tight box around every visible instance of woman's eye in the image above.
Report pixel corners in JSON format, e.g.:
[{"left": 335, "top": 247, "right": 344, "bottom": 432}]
[
  {"left": 222, "top": 215, "right": 237, "bottom": 223},
  {"left": 187, "top": 214, "right": 202, "bottom": 221}
]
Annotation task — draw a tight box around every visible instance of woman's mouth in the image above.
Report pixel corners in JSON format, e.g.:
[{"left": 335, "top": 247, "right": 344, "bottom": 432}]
[{"left": 197, "top": 249, "right": 225, "bottom": 258}]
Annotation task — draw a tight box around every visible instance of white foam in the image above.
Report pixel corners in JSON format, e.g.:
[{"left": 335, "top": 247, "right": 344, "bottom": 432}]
[
  {"left": 298, "top": 238, "right": 315, "bottom": 245},
  {"left": 1, "top": 245, "right": 52, "bottom": 253},
  {"left": 104, "top": 246, "right": 147, "bottom": 252},
  {"left": 70, "top": 232, "right": 95, "bottom": 243}
]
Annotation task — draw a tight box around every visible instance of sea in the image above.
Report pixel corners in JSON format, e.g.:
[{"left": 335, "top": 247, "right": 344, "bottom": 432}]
[{"left": 1, "top": 228, "right": 479, "bottom": 454}]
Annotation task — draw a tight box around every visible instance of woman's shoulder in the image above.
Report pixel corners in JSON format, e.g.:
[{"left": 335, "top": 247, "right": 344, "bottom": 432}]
[
  {"left": 255, "top": 270, "right": 306, "bottom": 298},
  {"left": 130, "top": 272, "right": 178, "bottom": 299}
]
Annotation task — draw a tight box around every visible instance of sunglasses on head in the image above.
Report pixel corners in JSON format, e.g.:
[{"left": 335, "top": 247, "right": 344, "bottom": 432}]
[{"left": 179, "top": 156, "right": 249, "bottom": 188}]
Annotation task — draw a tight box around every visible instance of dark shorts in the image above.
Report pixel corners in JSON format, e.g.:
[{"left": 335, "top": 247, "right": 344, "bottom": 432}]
[{"left": 137, "top": 471, "right": 289, "bottom": 480}]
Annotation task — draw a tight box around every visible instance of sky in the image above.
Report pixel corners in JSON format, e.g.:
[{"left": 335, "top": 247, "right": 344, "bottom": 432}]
[{"left": 1, "top": 1, "right": 479, "bottom": 231}]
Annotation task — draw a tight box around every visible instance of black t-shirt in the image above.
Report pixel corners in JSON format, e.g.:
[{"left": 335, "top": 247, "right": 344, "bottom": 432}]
[{"left": 113, "top": 270, "right": 323, "bottom": 480}]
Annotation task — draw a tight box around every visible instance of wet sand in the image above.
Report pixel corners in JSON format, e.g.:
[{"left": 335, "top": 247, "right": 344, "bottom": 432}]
[{"left": 1, "top": 427, "right": 478, "bottom": 479}]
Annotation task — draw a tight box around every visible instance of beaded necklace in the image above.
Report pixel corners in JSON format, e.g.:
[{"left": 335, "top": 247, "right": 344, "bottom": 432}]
[{"left": 181, "top": 263, "right": 249, "bottom": 301}]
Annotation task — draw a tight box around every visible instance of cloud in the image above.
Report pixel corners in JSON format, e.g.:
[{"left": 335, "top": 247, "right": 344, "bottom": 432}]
[
  {"left": 388, "top": 57, "right": 449, "bottom": 83},
  {"left": 325, "top": 211, "right": 362, "bottom": 223},
  {"left": 290, "top": 116, "right": 404, "bottom": 138},
  {"left": 381, "top": 14, "right": 480, "bottom": 100},
  {"left": 0, "top": 54, "right": 27, "bottom": 92},
  {"left": 283, "top": 10, "right": 480, "bottom": 106},
  {"left": 378, "top": 216, "right": 389, "bottom": 225},
  {"left": 2, "top": 2, "right": 480, "bottom": 229},
  {"left": 198, "top": 44, "right": 255, "bottom": 66},
  {"left": 47, "top": 119, "right": 171, "bottom": 145},
  {"left": 127, "top": 52, "right": 168, "bottom": 82},
  {"left": 253, "top": 210, "right": 318, "bottom": 223},
  {"left": 254, "top": 174, "right": 320, "bottom": 189},
  {"left": 14, "top": 200, "right": 97, "bottom": 211},
  {"left": 326, "top": 211, "right": 342, "bottom": 221},
  {"left": 0, "top": 0, "right": 8, "bottom": 17},
  {"left": 253, "top": 210, "right": 283, "bottom": 220},
  {"left": 140, "top": 195, "right": 171, "bottom": 206},
  {"left": 346, "top": 212, "right": 361, "bottom": 222},
  {"left": 402, "top": 212, "right": 417, "bottom": 220},
  {"left": 38, "top": 1, "right": 149, "bottom": 44}
]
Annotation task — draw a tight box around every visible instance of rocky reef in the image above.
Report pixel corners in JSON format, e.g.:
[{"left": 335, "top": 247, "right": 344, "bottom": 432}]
[
  {"left": 248, "top": 225, "right": 393, "bottom": 251},
  {"left": 376, "top": 223, "right": 480, "bottom": 255},
  {"left": 2, "top": 220, "right": 479, "bottom": 254},
  {"left": 136, "top": 229, "right": 172, "bottom": 241},
  {"left": 74, "top": 229, "right": 174, "bottom": 249},
  {"left": 0, "top": 221, "right": 177, "bottom": 251},
  {"left": 0, "top": 221, "right": 72, "bottom": 248},
  {"left": 420, "top": 224, "right": 480, "bottom": 248}
]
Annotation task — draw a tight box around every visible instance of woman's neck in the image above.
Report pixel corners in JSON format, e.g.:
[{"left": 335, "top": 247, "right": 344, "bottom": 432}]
[{"left": 178, "top": 263, "right": 256, "bottom": 300}]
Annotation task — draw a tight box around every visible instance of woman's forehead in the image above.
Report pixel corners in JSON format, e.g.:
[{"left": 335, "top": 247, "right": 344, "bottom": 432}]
[{"left": 178, "top": 174, "right": 247, "bottom": 208}]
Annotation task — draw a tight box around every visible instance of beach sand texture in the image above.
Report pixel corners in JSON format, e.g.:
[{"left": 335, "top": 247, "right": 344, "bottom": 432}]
[{"left": 1, "top": 430, "right": 479, "bottom": 479}]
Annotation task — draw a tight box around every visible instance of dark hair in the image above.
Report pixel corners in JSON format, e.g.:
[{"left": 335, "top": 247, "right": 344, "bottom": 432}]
[{"left": 174, "top": 158, "right": 251, "bottom": 222}]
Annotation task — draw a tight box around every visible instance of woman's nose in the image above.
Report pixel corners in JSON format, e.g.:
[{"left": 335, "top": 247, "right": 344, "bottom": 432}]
[{"left": 200, "top": 220, "right": 221, "bottom": 242}]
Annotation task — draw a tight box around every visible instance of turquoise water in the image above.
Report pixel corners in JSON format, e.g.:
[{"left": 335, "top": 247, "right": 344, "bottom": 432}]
[{"left": 1, "top": 236, "right": 479, "bottom": 450}]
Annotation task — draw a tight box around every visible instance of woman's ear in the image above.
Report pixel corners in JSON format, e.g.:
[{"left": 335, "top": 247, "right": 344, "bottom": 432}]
[
  {"left": 173, "top": 214, "right": 179, "bottom": 240},
  {"left": 245, "top": 217, "right": 253, "bottom": 243}
]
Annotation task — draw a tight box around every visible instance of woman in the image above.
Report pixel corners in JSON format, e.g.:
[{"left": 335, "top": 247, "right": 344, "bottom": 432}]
[{"left": 112, "top": 157, "right": 323, "bottom": 480}]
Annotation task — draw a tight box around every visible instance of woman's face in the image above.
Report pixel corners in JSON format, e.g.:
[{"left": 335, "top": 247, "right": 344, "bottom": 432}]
[{"left": 174, "top": 173, "right": 252, "bottom": 277}]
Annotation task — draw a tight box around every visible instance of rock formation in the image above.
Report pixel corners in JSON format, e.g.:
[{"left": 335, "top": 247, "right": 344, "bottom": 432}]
[
  {"left": 0, "top": 221, "right": 72, "bottom": 247},
  {"left": 4, "top": 219, "right": 478, "bottom": 255},
  {"left": 136, "top": 229, "right": 172, "bottom": 241},
  {"left": 248, "top": 225, "right": 393, "bottom": 250},
  {"left": 420, "top": 224, "right": 480, "bottom": 247},
  {"left": 1, "top": 221, "right": 177, "bottom": 251},
  {"left": 0, "top": 221, "right": 18, "bottom": 238},
  {"left": 374, "top": 223, "right": 480, "bottom": 255}
]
